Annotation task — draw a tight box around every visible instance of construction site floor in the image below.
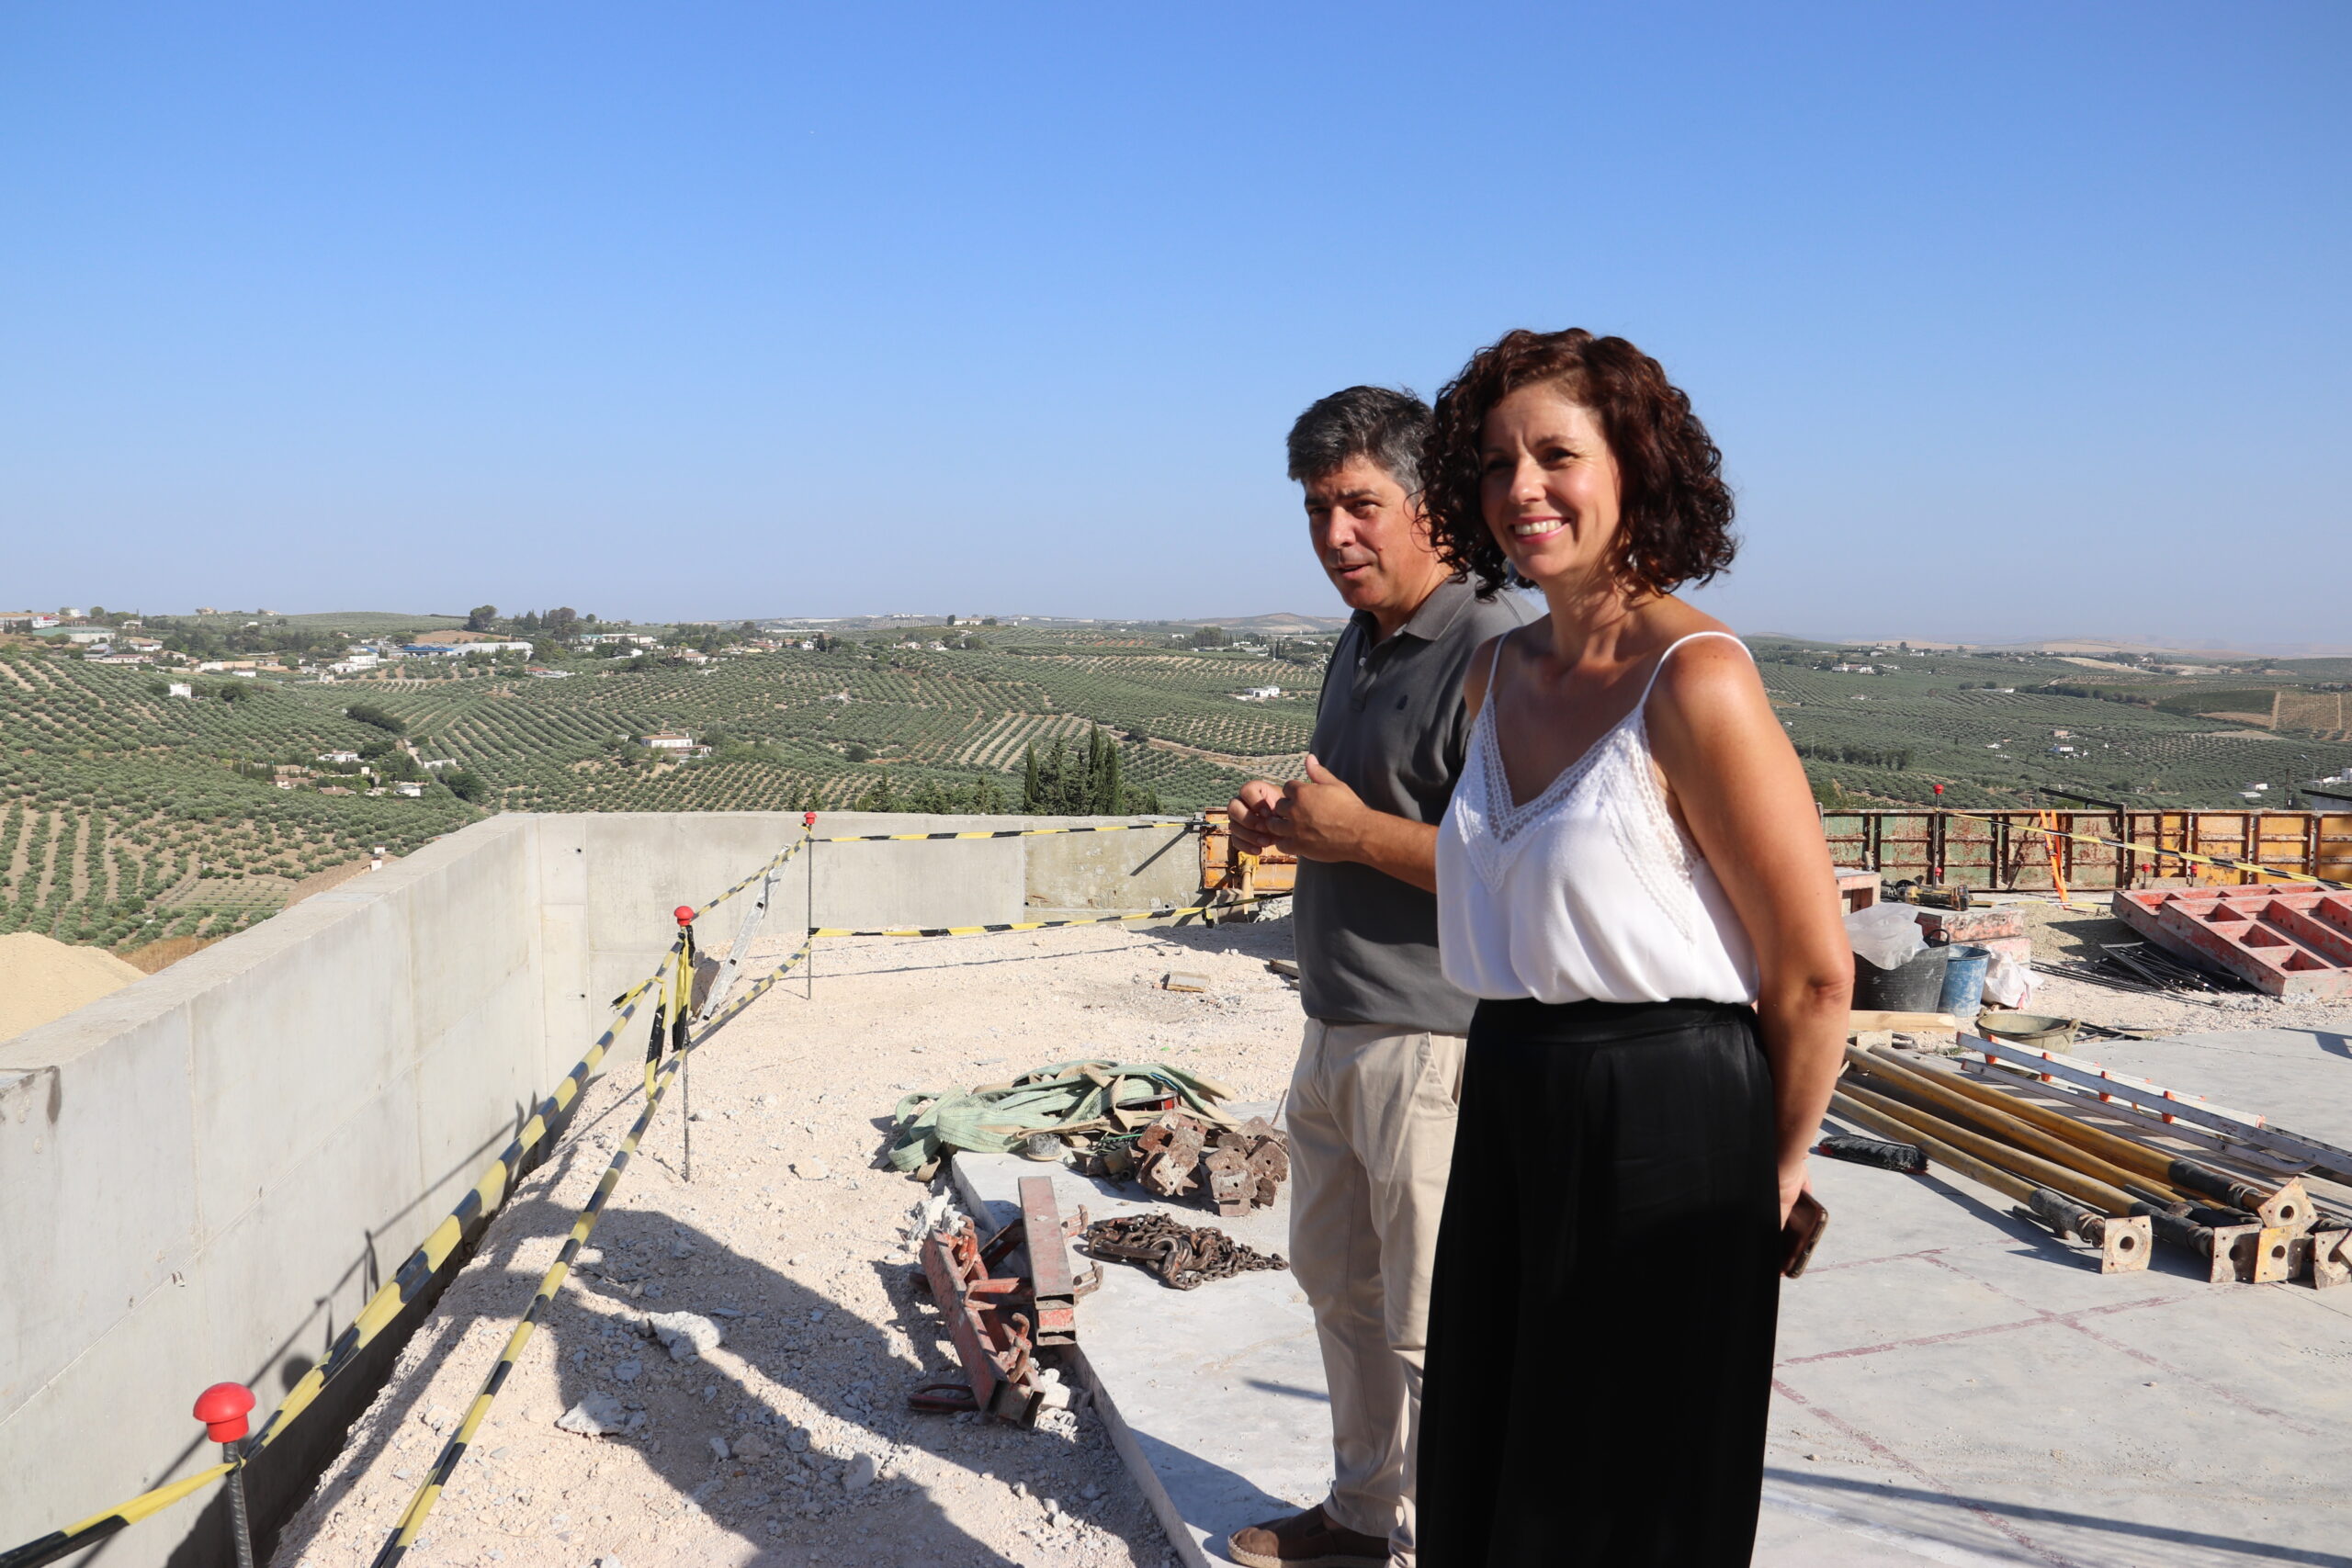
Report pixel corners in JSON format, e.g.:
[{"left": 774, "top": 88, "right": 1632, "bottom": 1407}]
[
  {"left": 953, "top": 1115, "right": 1320, "bottom": 1568},
  {"left": 1779, "top": 1024, "right": 2352, "bottom": 1566},
  {"left": 268, "top": 909, "right": 2351, "bottom": 1568},
  {"left": 965, "top": 1026, "right": 2352, "bottom": 1568}
]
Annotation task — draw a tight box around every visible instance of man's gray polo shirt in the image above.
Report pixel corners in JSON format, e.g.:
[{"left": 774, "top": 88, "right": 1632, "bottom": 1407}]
[{"left": 1295, "top": 577, "right": 1534, "bottom": 1033}]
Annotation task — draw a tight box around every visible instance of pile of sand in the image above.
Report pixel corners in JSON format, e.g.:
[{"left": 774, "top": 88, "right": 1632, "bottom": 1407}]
[{"left": 0, "top": 932, "right": 146, "bottom": 1046}]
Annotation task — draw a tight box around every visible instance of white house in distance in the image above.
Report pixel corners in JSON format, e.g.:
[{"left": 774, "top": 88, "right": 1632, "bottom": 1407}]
[
  {"left": 402, "top": 638, "right": 535, "bottom": 658},
  {"left": 640, "top": 731, "right": 712, "bottom": 759},
  {"left": 1233, "top": 684, "right": 1283, "bottom": 702}
]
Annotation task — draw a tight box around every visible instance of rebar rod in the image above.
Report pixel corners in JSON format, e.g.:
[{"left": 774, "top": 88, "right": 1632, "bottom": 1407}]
[
  {"left": 1827, "top": 1092, "right": 2148, "bottom": 1271},
  {"left": 1837, "top": 1077, "right": 2143, "bottom": 1214},
  {"left": 1838, "top": 1079, "right": 2245, "bottom": 1274},
  {"left": 1860, "top": 1046, "right": 2307, "bottom": 1227},
  {"left": 1845, "top": 1049, "right": 2180, "bottom": 1204}
]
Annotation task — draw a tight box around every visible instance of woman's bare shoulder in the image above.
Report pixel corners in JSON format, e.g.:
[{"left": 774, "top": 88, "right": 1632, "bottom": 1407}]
[
  {"left": 1463, "top": 617, "right": 1542, "bottom": 719},
  {"left": 1645, "top": 615, "right": 1767, "bottom": 735}
]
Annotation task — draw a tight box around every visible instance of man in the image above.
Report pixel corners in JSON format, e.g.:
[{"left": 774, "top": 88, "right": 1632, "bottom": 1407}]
[{"left": 1226, "top": 387, "right": 1533, "bottom": 1568}]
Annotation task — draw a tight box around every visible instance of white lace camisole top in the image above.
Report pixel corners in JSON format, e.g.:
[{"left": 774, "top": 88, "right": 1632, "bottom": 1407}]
[{"left": 1437, "top": 630, "right": 1761, "bottom": 1007}]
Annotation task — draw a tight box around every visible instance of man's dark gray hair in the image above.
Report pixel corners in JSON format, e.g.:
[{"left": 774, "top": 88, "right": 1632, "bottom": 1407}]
[{"left": 1285, "top": 385, "right": 1430, "bottom": 494}]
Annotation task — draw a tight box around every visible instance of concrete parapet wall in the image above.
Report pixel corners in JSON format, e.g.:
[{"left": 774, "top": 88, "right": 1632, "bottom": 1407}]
[
  {"left": 0, "top": 817, "right": 551, "bottom": 1568},
  {"left": 0, "top": 810, "right": 1201, "bottom": 1565}
]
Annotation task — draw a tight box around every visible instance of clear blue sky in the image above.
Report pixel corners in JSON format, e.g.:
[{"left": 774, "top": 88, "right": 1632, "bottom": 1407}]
[{"left": 4, "top": 3, "right": 2345, "bottom": 646}]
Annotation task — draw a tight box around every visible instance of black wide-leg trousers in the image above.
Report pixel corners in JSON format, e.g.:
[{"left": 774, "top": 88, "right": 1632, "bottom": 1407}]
[{"left": 1417, "top": 998, "right": 1781, "bottom": 1567}]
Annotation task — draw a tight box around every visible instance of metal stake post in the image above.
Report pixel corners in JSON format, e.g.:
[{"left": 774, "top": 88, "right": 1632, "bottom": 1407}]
[
  {"left": 673, "top": 906, "right": 695, "bottom": 1183},
  {"left": 193, "top": 1383, "right": 257, "bottom": 1568},
  {"left": 804, "top": 812, "right": 817, "bottom": 1001}
]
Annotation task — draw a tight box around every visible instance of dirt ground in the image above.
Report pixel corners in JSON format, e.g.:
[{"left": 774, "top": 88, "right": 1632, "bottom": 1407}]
[
  {"left": 1994, "top": 892, "right": 2349, "bottom": 1040},
  {"left": 268, "top": 889, "right": 2349, "bottom": 1568},
  {"left": 0, "top": 930, "right": 144, "bottom": 1043},
  {"left": 271, "top": 913, "right": 1306, "bottom": 1568}
]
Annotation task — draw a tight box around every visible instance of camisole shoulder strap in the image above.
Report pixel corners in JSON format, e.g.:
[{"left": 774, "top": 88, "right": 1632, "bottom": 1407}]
[{"left": 1634, "top": 630, "right": 1751, "bottom": 711}]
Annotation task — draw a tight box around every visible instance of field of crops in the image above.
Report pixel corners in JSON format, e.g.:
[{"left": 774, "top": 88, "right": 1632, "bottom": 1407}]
[
  {"left": 0, "top": 629, "right": 1326, "bottom": 949},
  {"left": 1748, "top": 640, "right": 2352, "bottom": 810},
  {"left": 7, "top": 624, "right": 2346, "bottom": 955},
  {"left": 0, "top": 653, "right": 475, "bottom": 950}
]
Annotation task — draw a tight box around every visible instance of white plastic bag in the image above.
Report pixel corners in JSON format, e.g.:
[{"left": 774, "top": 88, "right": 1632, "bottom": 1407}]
[
  {"left": 1845, "top": 902, "right": 1928, "bottom": 972},
  {"left": 1983, "top": 950, "right": 2034, "bottom": 1010}
]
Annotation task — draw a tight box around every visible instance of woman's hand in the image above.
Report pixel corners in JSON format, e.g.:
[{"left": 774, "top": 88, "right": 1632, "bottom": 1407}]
[{"left": 1779, "top": 1158, "right": 1813, "bottom": 1228}]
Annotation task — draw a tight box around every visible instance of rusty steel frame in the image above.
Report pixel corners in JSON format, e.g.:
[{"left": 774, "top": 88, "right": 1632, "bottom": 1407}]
[
  {"left": 1820, "top": 808, "right": 2352, "bottom": 892},
  {"left": 912, "top": 1176, "right": 1096, "bottom": 1426}
]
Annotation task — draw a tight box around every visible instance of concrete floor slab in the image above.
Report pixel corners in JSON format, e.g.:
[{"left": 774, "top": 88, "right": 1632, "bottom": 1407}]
[
  {"left": 1761, "top": 1023, "right": 2352, "bottom": 1566},
  {"left": 942, "top": 1025, "right": 2352, "bottom": 1567}
]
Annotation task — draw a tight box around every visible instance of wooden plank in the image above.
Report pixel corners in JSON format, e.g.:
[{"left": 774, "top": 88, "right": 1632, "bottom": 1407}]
[{"left": 1849, "top": 1010, "right": 1963, "bottom": 1032}]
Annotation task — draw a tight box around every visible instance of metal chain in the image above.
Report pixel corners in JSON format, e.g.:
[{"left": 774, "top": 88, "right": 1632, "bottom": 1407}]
[{"left": 1080, "top": 1213, "right": 1288, "bottom": 1291}]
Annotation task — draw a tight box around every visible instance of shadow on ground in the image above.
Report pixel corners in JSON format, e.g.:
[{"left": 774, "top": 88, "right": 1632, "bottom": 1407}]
[{"left": 276, "top": 1141, "right": 1170, "bottom": 1568}]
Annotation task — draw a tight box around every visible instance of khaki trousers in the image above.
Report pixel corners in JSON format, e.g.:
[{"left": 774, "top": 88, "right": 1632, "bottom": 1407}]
[{"left": 1286, "top": 1019, "right": 1465, "bottom": 1566}]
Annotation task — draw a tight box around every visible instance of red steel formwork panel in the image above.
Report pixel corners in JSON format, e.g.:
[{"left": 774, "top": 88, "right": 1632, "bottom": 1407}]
[
  {"left": 1818, "top": 810, "right": 2352, "bottom": 891},
  {"left": 2111, "top": 887, "right": 2352, "bottom": 1000}
]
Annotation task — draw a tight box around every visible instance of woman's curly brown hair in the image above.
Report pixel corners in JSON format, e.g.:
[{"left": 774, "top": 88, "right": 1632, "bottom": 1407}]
[{"left": 1422, "top": 328, "right": 1736, "bottom": 600}]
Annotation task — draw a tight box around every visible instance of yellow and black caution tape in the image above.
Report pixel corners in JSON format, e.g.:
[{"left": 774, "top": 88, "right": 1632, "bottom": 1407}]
[
  {"left": 367, "top": 942, "right": 811, "bottom": 1567},
  {"left": 2, "top": 822, "right": 1253, "bottom": 1568},
  {"left": 256, "top": 939, "right": 681, "bottom": 1450},
  {"left": 1948, "top": 810, "right": 2350, "bottom": 893},
  {"left": 697, "top": 934, "right": 816, "bottom": 1035},
  {"left": 808, "top": 819, "right": 1198, "bottom": 844},
  {"left": 809, "top": 889, "right": 1290, "bottom": 939},
  {"left": 0, "top": 1464, "right": 237, "bottom": 1568},
  {"left": 0, "top": 945, "right": 685, "bottom": 1568},
  {"left": 687, "top": 831, "right": 811, "bottom": 920}
]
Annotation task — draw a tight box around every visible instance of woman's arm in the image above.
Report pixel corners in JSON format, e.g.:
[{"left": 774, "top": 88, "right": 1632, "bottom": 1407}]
[{"left": 1645, "top": 637, "right": 1852, "bottom": 1224}]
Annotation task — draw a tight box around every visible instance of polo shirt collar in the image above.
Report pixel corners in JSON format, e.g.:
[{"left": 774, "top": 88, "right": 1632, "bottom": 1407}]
[{"left": 1353, "top": 576, "right": 1475, "bottom": 649}]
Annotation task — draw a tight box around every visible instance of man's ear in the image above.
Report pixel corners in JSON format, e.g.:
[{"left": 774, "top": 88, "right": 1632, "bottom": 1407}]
[{"left": 1408, "top": 496, "right": 1435, "bottom": 541}]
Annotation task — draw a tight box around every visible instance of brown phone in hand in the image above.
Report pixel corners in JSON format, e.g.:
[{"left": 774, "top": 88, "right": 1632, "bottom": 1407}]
[{"left": 1781, "top": 1189, "right": 1828, "bottom": 1279}]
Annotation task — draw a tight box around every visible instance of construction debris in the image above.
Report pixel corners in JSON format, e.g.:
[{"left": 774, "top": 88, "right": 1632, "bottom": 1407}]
[
  {"left": 908, "top": 1175, "right": 1099, "bottom": 1426},
  {"left": 2113, "top": 886, "right": 2352, "bottom": 1000},
  {"left": 1080, "top": 1213, "right": 1290, "bottom": 1291},
  {"left": 886, "top": 1059, "right": 1239, "bottom": 1177},
  {"left": 1122, "top": 1111, "right": 1289, "bottom": 1216},
  {"left": 1161, "top": 970, "right": 1214, "bottom": 992},
  {"left": 1134, "top": 1111, "right": 1207, "bottom": 1199},
  {"left": 1827, "top": 1033, "right": 2352, "bottom": 1284},
  {"left": 1815, "top": 1133, "right": 1929, "bottom": 1174}
]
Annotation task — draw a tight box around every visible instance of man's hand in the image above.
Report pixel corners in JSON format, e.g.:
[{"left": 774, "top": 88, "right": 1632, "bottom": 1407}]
[
  {"left": 1269, "top": 755, "right": 1371, "bottom": 863},
  {"left": 1225, "top": 779, "right": 1286, "bottom": 854}
]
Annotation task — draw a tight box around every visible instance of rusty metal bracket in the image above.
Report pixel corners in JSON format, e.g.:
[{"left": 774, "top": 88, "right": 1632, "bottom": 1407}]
[{"left": 910, "top": 1177, "right": 1093, "bottom": 1425}]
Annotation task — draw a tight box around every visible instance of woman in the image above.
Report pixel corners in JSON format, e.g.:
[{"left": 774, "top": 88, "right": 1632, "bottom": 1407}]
[{"left": 1414, "top": 329, "right": 1851, "bottom": 1565}]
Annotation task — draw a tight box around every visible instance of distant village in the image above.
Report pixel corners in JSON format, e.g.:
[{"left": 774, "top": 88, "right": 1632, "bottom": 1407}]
[{"left": 0, "top": 604, "right": 830, "bottom": 680}]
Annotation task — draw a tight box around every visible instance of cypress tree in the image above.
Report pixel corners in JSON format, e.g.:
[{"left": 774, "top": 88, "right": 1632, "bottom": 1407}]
[{"left": 1099, "top": 729, "right": 1123, "bottom": 815}]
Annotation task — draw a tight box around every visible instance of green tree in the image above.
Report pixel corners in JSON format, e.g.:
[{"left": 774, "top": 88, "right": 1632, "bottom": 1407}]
[{"left": 465, "top": 604, "right": 499, "bottom": 632}]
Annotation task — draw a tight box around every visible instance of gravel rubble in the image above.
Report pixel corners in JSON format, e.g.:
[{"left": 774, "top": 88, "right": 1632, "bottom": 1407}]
[{"left": 270, "top": 916, "right": 1300, "bottom": 1568}]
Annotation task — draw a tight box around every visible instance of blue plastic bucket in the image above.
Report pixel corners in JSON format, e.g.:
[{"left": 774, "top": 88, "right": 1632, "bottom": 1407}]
[{"left": 1938, "top": 943, "right": 1992, "bottom": 1018}]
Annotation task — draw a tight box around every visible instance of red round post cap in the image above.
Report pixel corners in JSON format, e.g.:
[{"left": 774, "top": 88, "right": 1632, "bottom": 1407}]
[
  {"left": 673, "top": 905, "right": 695, "bottom": 926},
  {"left": 802, "top": 811, "right": 817, "bottom": 829},
  {"left": 193, "top": 1382, "right": 255, "bottom": 1443}
]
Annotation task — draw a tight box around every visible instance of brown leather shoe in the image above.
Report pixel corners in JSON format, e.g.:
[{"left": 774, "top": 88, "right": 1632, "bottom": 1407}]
[{"left": 1227, "top": 1504, "right": 1390, "bottom": 1568}]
